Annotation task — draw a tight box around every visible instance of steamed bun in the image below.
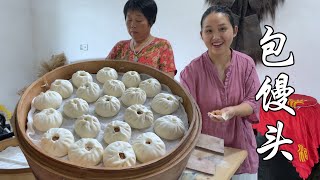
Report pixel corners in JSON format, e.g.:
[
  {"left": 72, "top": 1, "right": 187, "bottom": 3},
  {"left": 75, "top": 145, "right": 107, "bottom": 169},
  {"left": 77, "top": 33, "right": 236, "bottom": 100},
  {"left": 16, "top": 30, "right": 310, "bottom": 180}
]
[
  {"left": 122, "top": 71, "right": 141, "bottom": 88},
  {"left": 34, "top": 91, "right": 62, "bottom": 110},
  {"left": 151, "top": 93, "right": 179, "bottom": 115},
  {"left": 50, "top": 79, "right": 73, "bottom": 99}
]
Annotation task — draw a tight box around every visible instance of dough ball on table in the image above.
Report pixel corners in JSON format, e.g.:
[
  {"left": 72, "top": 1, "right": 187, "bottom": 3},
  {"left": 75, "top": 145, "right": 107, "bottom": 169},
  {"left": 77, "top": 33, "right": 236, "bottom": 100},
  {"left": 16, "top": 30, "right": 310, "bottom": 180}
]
[
  {"left": 34, "top": 91, "right": 62, "bottom": 110},
  {"left": 103, "top": 141, "right": 136, "bottom": 168},
  {"left": 76, "top": 82, "right": 101, "bottom": 103},
  {"left": 132, "top": 132, "right": 166, "bottom": 163},
  {"left": 139, "top": 78, "right": 161, "bottom": 98},
  {"left": 104, "top": 120, "right": 131, "bottom": 144},
  {"left": 124, "top": 104, "right": 154, "bottom": 129},
  {"left": 154, "top": 115, "right": 185, "bottom": 140},
  {"left": 40, "top": 128, "right": 74, "bottom": 157},
  {"left": 95, "top": 95, "right": 121, "bottom": 117},
  {"left": 103, "top": 80, "right": 125, "bottom": 98},
  {"left": 50, "top": 79, "right": 73, "bottom": 99},
  {"left": 72, "top": 70, "right": 93, "bottom": 88},
  {"left": 74, "top": 114, "right": 101, "bottom": 138},
  {"left": 151, "top": 93, "right": 179, "bottom": 115},
  {"left": 63, "top": 98, "right": 89, "bottom": 118},
  {"left": 68, "top": 138, "right": 103, "bottom": 167},
  {"left": 33, "top": 108, "right": 63, "bottom": 132},
  {"left": 121, "top": 88, "right": 146, "bottom": 107},
  {"left": 96, "top": 67, "right": 118, "bottom": 84},
  {"left": 121, "top": 71, "right": 141, "bottom": 88}
]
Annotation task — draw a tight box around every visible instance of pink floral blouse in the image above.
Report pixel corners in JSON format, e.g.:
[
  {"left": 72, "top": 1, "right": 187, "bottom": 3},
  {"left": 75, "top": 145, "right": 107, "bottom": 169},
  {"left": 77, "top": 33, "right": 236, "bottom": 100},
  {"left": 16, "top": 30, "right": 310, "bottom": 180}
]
[{"left": 107, "top": 37, "right": 177, "bottom": 75}]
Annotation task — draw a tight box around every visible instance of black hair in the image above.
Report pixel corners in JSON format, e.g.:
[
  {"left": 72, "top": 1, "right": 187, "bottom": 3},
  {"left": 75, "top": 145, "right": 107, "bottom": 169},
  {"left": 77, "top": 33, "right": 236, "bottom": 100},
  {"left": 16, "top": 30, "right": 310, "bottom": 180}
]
[
  {"left": 200, "top": 5, "right": 235, "bottom": 30},
  {"left": 123, "top": 0, "right": 157, "bottom": 27}
]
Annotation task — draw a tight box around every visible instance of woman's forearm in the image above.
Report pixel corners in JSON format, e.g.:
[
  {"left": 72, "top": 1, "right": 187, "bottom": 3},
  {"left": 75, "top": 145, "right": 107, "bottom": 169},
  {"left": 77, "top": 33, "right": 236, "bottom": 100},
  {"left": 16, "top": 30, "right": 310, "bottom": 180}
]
[{"left": 232, "top": 102, "right": 254, "bottom": 117}]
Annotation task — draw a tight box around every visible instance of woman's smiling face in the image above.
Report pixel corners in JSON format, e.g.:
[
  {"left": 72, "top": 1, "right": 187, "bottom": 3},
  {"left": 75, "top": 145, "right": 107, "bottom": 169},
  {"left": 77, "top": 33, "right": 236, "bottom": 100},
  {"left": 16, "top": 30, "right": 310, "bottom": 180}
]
[{"left": 201, "top": 12, "right": 237, "bottom": 57}]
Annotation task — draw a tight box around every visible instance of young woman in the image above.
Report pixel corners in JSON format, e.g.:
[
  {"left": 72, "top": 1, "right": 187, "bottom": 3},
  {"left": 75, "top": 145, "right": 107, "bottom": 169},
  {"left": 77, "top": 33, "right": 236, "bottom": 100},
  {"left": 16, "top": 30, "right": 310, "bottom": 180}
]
[{"left": 180, "top": 5, "right": 261, "bottom": 179}]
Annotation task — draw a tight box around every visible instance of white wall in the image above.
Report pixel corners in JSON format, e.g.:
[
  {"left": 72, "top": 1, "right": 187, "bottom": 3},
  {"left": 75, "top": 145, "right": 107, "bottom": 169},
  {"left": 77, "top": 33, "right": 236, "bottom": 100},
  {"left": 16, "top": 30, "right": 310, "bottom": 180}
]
[
  {"left": 258, "top": 0, "right": 320, "bottom": 101},
  {"left": 31, "top": 0, "right": 128, "bottom": 63},
  {"left": 0, "top": 0, "right": 35, "bottom": 112},
  {"left": 16, "top": 0, "right": 320, "bottom": 110},
  {"left": 31, "top": 0, "right": 207, "bottom": 64}
]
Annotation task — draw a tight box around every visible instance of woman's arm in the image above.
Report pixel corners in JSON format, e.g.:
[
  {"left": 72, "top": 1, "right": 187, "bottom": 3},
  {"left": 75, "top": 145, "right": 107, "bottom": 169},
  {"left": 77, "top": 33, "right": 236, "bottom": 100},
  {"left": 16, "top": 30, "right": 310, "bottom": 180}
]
[
  {"left": 158, "top": 40, "right": 177, "bottom": 77},
  {"left": 227, "top": 102, "right": 253, "bottom": 117},
  {"left": 106, "top": 41, "right": 123, "bottom": 60},
  {"left": 166, "top": 71, "right": 175, "bottom": 78}
]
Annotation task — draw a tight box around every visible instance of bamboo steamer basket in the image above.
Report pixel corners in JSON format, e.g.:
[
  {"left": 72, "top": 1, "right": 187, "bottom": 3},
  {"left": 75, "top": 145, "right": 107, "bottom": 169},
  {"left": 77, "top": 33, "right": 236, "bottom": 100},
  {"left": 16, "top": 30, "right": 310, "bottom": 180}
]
[
  {"left": 0, "top": 137, "right": 35, "bottom": 180},
  {"left": 14, "top": 60, "right": 202, "bottom": 180}
]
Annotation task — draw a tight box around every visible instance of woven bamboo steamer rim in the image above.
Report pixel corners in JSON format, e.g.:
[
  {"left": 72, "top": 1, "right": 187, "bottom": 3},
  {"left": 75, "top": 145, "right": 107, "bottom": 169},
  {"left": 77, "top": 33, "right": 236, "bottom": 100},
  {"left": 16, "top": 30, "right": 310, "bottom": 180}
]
[
  {"left": 14, "top": 60, "right": 202, "bottom": 179},
  {"left": 0, "top": 105, "right": 32, "bottom": 177},
  {"left": 0, "top": 137, "right": 33, "bottom": 176}
]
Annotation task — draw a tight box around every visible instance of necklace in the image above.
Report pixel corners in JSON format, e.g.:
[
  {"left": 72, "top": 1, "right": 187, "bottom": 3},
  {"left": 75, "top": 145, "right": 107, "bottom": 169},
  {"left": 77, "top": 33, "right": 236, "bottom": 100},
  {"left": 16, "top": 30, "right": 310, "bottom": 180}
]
[{"left": 130, "top": 36, "right": 153, "bottom": 62}]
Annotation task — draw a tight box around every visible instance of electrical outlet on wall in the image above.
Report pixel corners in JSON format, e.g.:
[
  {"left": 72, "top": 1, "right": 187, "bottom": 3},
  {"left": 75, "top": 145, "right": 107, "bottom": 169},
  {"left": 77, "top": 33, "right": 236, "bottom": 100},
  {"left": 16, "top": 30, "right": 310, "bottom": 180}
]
[{"left": 80, "top": 44, "right": 88, "bottom": 51}]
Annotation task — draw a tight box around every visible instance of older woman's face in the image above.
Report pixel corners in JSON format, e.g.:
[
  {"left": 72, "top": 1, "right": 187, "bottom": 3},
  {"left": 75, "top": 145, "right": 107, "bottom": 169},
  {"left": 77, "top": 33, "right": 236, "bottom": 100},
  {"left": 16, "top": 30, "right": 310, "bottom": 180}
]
[{"left": 126, "top": 10, "right": 151, "bottom": 42}]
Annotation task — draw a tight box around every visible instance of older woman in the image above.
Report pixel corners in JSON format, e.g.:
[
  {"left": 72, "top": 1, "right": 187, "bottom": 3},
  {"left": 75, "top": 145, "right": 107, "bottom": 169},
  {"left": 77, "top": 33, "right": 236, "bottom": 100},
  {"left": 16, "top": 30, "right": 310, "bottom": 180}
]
[{"left": 106, "top": 0, "right": 177, "bottom": 78}]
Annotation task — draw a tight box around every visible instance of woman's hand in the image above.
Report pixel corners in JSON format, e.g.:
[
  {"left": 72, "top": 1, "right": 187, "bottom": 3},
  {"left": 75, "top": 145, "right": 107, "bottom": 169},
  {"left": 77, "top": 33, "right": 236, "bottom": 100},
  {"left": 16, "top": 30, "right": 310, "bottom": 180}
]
[
  {"left": 207, "top": 106, "right": 236, "bottom": 122},
  {"left": 220, "top": 106, "right": 236, "bottom": 120},
  {"left": 207, "top": 110, "right": 225, "bottom": 122}
]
